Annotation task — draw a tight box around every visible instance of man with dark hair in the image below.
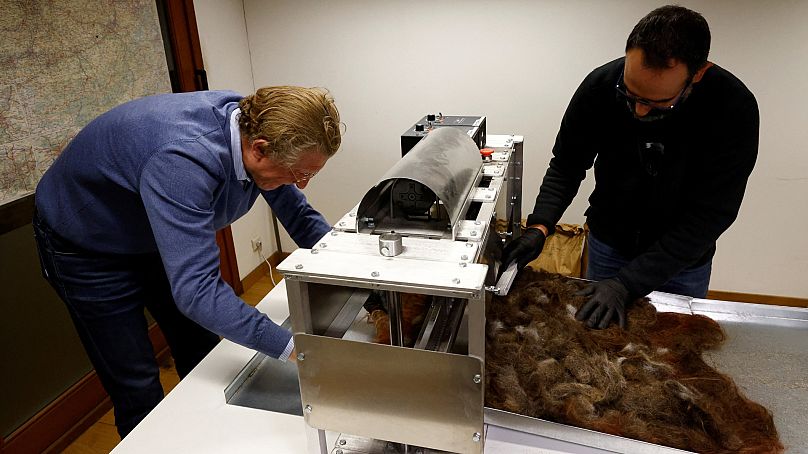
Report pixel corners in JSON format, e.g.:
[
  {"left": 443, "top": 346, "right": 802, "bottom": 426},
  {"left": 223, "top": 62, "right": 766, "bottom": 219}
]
[{"left": 502, "top": 5, "right": 758, "bottom": 329}]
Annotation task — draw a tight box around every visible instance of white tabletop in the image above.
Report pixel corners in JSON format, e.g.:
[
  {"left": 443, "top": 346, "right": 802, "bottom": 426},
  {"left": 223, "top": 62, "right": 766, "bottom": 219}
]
[
  {"left": 111, "top": 280, "right": 310, "bottom": 453},
  {"left": 111, "top": 280, "right": 576, "bottom": 454}
]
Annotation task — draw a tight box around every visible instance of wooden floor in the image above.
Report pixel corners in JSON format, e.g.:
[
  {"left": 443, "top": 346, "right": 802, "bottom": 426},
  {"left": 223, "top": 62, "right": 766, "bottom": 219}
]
[{"left": 63, "top": 270, "right": 279, "bottom": 453}]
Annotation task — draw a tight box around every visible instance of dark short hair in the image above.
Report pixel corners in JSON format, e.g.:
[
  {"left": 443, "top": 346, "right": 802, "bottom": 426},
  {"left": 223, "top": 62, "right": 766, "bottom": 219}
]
[{"left": 625, "top": 5, "right": 711, "bottom": 76}]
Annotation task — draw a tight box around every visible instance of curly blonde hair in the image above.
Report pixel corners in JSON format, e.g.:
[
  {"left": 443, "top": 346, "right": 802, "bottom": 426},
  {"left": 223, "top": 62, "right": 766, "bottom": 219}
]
[{"left": 238, "top": 86, "right": 342, "bottom": 166}]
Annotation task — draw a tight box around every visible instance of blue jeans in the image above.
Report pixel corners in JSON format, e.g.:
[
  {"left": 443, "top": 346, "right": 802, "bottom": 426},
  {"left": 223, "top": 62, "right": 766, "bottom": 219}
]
[
  {"left": 33, "top": 212, "right": 220, "bottom": 438},
  {"left": 585, "top": 232, "right": 711, "bottom": 298}
]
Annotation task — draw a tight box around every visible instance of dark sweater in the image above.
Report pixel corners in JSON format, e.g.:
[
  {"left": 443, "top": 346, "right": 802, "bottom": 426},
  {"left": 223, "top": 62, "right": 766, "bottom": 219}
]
[{"left": 526, "top": 57, "right": 759, "bottom": 297}]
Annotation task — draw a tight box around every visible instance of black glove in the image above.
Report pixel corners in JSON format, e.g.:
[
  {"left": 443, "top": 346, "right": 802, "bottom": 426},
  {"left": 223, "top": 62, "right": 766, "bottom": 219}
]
[
  {"left": 501, "top": 228, "right": 546, "bottom": 272},
  {"left": 574, "top": 278, "right": 631, "bottom": 329}
]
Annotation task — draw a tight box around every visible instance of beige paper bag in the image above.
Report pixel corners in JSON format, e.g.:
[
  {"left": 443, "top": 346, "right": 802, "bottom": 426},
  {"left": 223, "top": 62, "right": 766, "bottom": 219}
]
[{"left": 527, "top": 223, "right": 587, "bottom": 277}]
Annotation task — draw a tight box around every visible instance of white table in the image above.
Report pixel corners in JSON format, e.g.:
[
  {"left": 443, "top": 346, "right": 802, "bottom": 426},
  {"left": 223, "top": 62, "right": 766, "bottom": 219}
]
[{"left": 111, "top": 280, "right": 578, "bottom": 454}]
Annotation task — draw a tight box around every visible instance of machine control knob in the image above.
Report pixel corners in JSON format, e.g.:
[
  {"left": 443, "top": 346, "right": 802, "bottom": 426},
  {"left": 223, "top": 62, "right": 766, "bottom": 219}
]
[
  {"left": 480, "top": 148, "right": 494, "bottom": 161},
  {"left": 414, "top": 123, "right": 425, "bottom": 132},
  {"left": 379, "top": 232, "right": 403, "bottom": 257}
]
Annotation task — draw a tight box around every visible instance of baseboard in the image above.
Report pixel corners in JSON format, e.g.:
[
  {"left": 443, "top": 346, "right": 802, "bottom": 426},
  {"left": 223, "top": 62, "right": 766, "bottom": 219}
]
[
  {"left": 2, "top": 323, "right": 170, "bottom": 453},
  {"left": 241, "top": 250, "right": 289, "bottom": 291},
  {"left": 706, "top": 290, "right": 808, "bottom": 308},
  {"left": 3, "top": 370, "right": 111, "bottom": 454}
]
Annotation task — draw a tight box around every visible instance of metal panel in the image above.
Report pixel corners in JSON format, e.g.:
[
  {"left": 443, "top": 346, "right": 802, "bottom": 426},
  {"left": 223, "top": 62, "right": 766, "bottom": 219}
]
[
  {"left": 224, "top": 352, "right": 303, "bottom": 416},
  {"left": 647, "top": 291, "right": 693, "bottom": 314},
  {"left": 692, "top": 300, "right": 808, "bottom": 451},
  {"left": 484, "top": 408, "right": 692, "bottom": 454},
  {"left": 322, "top": 289, "right": 372, "bottom": 338},
  {"left": 691, "top": 298, "right": 808, "bottom": 325},
  {"left": 455, "top": 220, "right": 485, "bottom": 242},
  {"left": 334, "top": 203, "right": 360, "bottom": 232},
  {"left": 312, "top": 231, "right": 478, "bottom": 264},
  {"left": 333, "top": 434, "right": 453, "bottom": 453},
  {"left": 481, "top": 163, "right": 505, "bottom": 177},
  {"left": 507, "top": 138, "right": 523, "bottom": 239},
  {"left": 296, "top": 335, "right": 485, "bottom": 454},
  {"left": 278, "top": 249, "right": 487, "bottom": 299},
  {"left": 470, "top": 186, "right": 499, "bottom": 202}
]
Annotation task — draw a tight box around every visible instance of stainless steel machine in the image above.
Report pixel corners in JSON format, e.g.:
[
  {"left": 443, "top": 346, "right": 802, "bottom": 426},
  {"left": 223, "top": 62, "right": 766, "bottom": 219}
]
[
  {"left": 224, "top": 125, "right": 808, "bottom": 454},
  {"left": 278, "top": 127, "right": 520, "bottom": 454}
]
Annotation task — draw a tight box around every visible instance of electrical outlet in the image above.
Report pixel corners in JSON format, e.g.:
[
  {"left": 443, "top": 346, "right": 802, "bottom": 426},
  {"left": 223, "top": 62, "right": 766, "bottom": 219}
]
[{"left": 251, "top": 237, "right": 262, "bottom": 252}]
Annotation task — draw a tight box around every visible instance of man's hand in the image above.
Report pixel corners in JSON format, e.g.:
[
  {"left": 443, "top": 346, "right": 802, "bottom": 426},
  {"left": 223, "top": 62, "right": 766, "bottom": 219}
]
[
  {"left": 574, "top": 278, "right": 631, "bottom": 329},
  {"left": 501, "top": 228, "right": 546, "bottom": 273}
]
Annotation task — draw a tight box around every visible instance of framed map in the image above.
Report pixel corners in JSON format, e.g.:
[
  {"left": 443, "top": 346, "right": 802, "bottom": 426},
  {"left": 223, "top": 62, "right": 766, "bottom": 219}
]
[{"left": 0, "top": 0, "right": 171, "bottom": 206}]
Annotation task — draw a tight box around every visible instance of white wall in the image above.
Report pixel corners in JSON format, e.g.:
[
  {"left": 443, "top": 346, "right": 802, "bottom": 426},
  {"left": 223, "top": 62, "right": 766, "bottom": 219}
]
[
  {"left": 194, "top": 0, "right": 278, "bottom": 280},
  {"left": 209, "top": 0, "right": 807, "bottom": 297}
]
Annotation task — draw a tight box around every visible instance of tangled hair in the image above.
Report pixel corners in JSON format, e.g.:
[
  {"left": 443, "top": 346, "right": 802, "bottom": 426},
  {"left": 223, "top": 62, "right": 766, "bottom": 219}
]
[
  {"left": 626, "top": 5, "right": 711, "bottom": 76},
  {"left": 367, "top": 270, "right": 782, "bottom": 452},
  {"left": 486, "top": 269, "right": 782, "bottom": 453},
  {"left": 367, "top": 293, "right": 430, "bottom": 346},
  {"left": 237, "top": 86, "right": 342, "bottom": 166}
]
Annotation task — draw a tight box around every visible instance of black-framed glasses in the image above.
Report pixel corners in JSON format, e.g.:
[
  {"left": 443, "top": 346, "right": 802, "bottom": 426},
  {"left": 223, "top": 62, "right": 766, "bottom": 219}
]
[{"left": 616, "top": 68, "right": 693, "bottom": 121}]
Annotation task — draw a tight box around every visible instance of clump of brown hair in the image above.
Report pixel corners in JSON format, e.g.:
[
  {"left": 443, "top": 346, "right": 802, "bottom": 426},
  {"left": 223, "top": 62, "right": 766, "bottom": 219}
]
[
  {"left": 367, "top": 293, "right": 430, "bottom": 346},
  {"left": 238, "top": 86, "right": 342, "bottom": 166},
  {"left": 486, "top": 269, "right": 783, "bottom": 453}
]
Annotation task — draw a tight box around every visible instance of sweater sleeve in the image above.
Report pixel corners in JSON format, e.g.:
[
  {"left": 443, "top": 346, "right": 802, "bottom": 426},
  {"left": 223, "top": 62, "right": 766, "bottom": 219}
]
[
  {"left": 262, "top": 185, "right": 331, "bottom": 249},
  {"left": 616, "top": 97, "right": 759, "bottom": 297},
  {"left": 139, "top": 144, "right": 292, "bottom": 358},
  {"left": 526, "top": 79, "right": 599, "bottom": 234}
]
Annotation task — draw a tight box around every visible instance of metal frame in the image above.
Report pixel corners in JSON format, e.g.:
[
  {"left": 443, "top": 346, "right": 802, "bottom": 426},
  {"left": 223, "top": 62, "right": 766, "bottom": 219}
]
[{"left": 276, "top": 133, "right": 524, "bottom": 454}]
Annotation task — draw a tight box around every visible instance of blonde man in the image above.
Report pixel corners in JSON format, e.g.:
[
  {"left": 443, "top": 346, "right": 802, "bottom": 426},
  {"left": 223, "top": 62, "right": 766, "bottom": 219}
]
[{"left": 33, "top": 86, "right": 341, "bottom": 438}]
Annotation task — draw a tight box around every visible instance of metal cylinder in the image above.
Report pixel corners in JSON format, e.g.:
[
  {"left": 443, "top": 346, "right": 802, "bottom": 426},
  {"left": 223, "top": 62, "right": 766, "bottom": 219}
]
[{"left": 378, "top": 232, "right": 403, "bottom": 257}]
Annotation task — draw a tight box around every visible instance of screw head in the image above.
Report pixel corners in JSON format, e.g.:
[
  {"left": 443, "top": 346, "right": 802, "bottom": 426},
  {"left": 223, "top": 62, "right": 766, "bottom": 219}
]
[
  {"left": 304, "top": 405, "right": 312, "bottom": 414},
  {"left": 339, "top": 439, "right": 347, "bottom": 446},
  {"left": 461, "top": 254, "right": 468, "bottom": 260},
  {"left": 319, "top": 243, "right": 327, "bottom": 248},
  {"left": 336, "top": 450, "right": 343, "bottom": 454},
  {"left": 295, "top": 264, "right": 303, "bottom": 270},
  {"left": 310, "top": 249, "right": 318, "bottom": 254},
  {"left": 297, "top": 353, "right": 305, "bottom": 361},
  {"left": 459, "top": 262, "right": 467, "bottom": 267},
  {"left": 470, "top": 231, "right": 477, "bottom": 237},
  {"left": 452, "top": 278, "right": 461, "bottom": 284},
  {"left": 339, "top": 221, "right": 346, "bottom": 226},
  {"left": 466, "top": 243, "right": 474, "bottom": 248},
  {"left": 473, "top": 374, "right": 482, "bottom": 384},
  {"left": 331, "top": 231, "right": 338, "bottom": 236},
  {"left": 371, "top": 271, "right": 380, "bottom": 277},
  {"left": 475, "top": 220, "right": 481, "bottom": 225},
  {"left": 473, "top": 432, "right": 481, "bottom": 442},
  {"left": 349, "top": 212, "right": 356, "bottom": 217}
]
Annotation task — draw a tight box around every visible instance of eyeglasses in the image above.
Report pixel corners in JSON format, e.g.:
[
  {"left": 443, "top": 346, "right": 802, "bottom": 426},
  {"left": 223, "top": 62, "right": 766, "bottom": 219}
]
[
  {"left": 288, "top": 167, "right": 319, "bottom": 183},
  {"left": 616, "top": 68, "right": 693, "bottom": 121}
]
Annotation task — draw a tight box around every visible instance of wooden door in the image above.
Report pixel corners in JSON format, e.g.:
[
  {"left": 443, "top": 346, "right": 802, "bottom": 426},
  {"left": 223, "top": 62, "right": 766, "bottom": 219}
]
[{"left": 159, "top": 0, "right": 243, "bottom": 294}]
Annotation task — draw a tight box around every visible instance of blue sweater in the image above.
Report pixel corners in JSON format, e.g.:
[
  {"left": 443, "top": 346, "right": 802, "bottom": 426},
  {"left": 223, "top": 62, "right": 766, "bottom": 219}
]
[{"left": 35, "top": 90, "right": 331, "bottom": 358}]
